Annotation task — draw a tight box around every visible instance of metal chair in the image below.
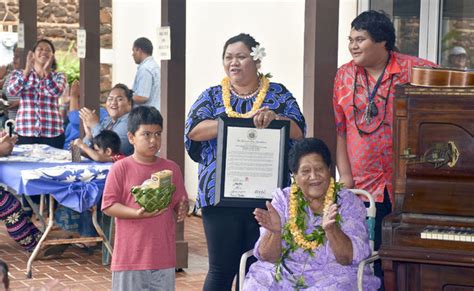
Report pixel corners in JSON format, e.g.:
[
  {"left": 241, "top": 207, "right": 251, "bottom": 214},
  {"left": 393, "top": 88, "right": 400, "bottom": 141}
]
[{"left": 237, "top": 188, "right": 378, "bottom": 291}]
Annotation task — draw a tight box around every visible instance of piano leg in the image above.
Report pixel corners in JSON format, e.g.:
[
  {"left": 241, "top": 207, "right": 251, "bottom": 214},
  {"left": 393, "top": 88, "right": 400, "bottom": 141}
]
[{"left": 382, "top": 259, "right": 396, "bottom": 291}]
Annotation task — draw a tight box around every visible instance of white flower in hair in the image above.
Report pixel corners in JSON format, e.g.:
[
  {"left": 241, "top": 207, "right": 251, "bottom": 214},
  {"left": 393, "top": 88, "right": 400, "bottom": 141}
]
[{"left": 250, "top": 45, "right": 266, "bottom": 61}]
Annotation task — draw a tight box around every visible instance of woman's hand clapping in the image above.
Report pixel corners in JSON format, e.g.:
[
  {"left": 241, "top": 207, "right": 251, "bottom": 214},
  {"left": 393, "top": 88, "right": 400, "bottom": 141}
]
[
  {"left": 23, "top": 51, "right": 35, "bottom": 76},
  {"left": 70, "top": 80, "right": 80, "bottom": 98},
  {"left": 322, "top": 202, "right": 338, "bottom": 233},
  {"left": 254, "top": 201, "right": 281, "bottom": 234},
  {"left": 79, "top": 107, "right": 99, "bottom": 129},
  {"left": 42, "top": 55, "right": 54, "bottom": 75},
  {"left": 23, "top": 51, "right": 54, "bottom": 78}
]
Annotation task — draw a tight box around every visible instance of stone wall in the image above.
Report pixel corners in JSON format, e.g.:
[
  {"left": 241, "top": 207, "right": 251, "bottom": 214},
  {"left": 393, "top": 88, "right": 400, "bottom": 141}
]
[
  {"left": 395, "top": 17, "right": 420, "bottom": 57},
  {"left": 0, "top": 0, "right": 112, "bottom": 97}
]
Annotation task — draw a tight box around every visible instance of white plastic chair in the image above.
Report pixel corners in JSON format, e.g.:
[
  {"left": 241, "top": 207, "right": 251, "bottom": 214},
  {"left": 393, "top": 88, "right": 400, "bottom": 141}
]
[
  {"left": 238, "top": 249, "right": 254, "bottom": 290},
  {"left": 238, "top": 189, "right": 378, "bottom": 291},
  {"left": 350, "top": 189, "right": 379, "bottom": 291}
]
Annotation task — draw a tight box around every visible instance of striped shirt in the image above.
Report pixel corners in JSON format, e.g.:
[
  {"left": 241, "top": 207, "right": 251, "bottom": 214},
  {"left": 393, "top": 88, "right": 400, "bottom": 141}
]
[{"left": 7, "top": 69, "right": 66, "bottom": 138}]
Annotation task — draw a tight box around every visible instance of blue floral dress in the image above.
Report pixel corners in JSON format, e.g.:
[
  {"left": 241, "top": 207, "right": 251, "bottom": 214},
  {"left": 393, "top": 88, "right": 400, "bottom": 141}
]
[{"left": 184, "top": 82, "right": 306, "bottom": 208}]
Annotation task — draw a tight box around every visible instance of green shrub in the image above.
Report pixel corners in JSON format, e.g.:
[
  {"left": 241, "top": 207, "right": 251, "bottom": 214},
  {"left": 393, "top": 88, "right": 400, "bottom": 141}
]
[{"left": 56, "top": 42, "right": 80, "bottom": 85}]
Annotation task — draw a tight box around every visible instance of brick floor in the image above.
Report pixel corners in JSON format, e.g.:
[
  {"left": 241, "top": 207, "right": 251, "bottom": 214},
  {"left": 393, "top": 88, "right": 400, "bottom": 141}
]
[{"left": 0, "top": 215, "right": 208, "bottom": 290}]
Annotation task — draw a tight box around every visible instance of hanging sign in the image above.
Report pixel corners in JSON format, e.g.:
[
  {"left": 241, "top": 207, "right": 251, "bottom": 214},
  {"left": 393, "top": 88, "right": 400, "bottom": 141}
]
[
  {"left": 17, "top": 23, "right": 25, "bottom": 49},
  {"left": 77, "top": 29, "right": 86, "bottom": 58},
  {"left": 157, "top": 26, "right": 171, "bottom": 60}
]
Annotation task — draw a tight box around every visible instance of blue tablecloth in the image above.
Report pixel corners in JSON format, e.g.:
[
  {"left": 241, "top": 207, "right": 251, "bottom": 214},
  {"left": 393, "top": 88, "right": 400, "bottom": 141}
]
[{"left": 0, "top": 144, "right": 111, "bottom": 213}]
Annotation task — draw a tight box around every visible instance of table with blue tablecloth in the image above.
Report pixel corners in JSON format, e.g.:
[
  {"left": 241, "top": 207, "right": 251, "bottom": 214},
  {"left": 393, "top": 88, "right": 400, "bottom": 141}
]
[{"left": 0, "top": 144, "right": 113, "bottom": 278}]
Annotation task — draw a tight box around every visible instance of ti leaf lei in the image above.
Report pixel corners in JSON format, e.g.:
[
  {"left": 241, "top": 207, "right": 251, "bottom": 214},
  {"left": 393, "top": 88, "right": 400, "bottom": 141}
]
[{"left": 274, "top": 178, "right": 343, "bottom": 290}]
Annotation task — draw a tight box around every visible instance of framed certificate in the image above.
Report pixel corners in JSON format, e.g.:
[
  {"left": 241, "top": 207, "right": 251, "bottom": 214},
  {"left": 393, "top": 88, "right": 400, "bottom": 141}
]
[{"left": 214, "top": 117, "right": 290, "bottom": 208}]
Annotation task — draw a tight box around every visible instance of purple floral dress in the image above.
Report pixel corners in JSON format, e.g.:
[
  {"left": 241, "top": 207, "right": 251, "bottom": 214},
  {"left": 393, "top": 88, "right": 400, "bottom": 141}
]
[{"left": 243, "top": 188, "right": 381, "bottom": 290}]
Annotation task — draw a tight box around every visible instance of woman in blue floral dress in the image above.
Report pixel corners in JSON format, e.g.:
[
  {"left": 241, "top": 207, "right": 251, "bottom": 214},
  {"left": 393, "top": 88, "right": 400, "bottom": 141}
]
[{"left": 185, "top": 33, "right": 305, "bottom": 290}]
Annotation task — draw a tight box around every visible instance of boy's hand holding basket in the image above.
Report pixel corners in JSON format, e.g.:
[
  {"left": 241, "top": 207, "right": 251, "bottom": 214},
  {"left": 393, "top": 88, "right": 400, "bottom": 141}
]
[{"left": 131, "top": 170, "right": 176, "bottom": 213}]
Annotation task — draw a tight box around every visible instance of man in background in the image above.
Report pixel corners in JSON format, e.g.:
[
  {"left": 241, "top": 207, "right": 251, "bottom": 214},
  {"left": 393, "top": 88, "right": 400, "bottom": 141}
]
[
  {"left": 447, "top": 46, "right": 469, "bottom": 70},
  {"left": 131, "top": 37, "right": 161, "bottom": 109}
]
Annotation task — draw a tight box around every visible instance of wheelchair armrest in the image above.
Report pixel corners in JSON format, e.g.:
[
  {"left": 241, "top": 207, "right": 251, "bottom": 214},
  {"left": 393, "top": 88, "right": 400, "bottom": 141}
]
[{"left": 357, "top": 252, "right": 380, "bottom": 291}]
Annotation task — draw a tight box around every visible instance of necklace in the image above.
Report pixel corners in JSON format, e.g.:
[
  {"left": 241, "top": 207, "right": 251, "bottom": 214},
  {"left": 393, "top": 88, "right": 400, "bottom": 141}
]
[
  {"left": 221, "top": 76, "right": 269, "bottom": 118},
  {"left": 352, "top": 53, "right": 394, "bottom": 136},
  {"left": 230, "top": 80, "right": 261, "bottom": 99},
  {"left": 352, "top": 72, "right": 394, "bottom": 136},
  {"left": 361, "top": 54, "right": 391, "bottom": 124}
]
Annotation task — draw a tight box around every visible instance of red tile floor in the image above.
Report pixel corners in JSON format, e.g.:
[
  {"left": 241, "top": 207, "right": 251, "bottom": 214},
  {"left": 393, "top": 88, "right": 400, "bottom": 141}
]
[{"left": 0, "top": 215, "right": 208, "bottom": 290}]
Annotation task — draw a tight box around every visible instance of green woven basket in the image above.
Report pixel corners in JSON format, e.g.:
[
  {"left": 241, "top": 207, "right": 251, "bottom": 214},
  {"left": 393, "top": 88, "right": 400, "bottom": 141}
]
[{"left": 131, "top": 184, "right": 176, "bottom": 213}]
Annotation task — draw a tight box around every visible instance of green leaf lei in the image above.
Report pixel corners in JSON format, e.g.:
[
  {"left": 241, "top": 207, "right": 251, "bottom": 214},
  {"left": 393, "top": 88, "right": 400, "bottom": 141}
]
[
  {"left": 258, "top": 71, "right": 273, "bottom": 79},
  {"left": 274, "top": 180, "right": 343, "bottom": 290}
]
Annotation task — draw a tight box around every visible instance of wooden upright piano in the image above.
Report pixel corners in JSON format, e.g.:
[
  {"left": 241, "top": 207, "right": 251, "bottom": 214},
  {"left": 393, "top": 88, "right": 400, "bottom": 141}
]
[{"left": 380, "top": 84, "right": 474, "bottom": 291}]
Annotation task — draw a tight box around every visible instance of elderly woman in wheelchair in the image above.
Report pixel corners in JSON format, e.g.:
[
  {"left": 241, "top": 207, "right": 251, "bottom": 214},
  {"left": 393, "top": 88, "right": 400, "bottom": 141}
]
[{"left": 242, "top": 138, "right": 380, "bottom": 290}]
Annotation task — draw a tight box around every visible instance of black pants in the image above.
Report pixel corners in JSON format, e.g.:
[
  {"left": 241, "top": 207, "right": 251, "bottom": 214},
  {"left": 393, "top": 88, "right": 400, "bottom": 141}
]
[
  {"left": 365, "top": 187, "right": 392, "bottom": 290},
  {"left": 201, "top": 206, "right": 260, "bottom": 291},
  {"left": 17, "top": 133, "right": 65, "bottom": 150}
]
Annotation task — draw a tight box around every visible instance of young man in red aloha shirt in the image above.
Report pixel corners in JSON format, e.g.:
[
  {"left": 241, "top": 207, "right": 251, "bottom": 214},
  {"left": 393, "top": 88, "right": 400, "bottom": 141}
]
[{"left": 332, "top": 10, "right": 436, "bottom": 286}]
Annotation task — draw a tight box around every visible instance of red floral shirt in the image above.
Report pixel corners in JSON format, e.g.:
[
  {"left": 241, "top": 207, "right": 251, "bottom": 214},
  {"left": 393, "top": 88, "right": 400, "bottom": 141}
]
[{"left": 333, "top": 52, "right": 436, "bottom": 203}]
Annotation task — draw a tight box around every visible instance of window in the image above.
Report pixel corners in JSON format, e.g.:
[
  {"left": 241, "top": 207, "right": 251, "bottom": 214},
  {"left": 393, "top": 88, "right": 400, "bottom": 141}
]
[
  {"left": 439, "top": 0, "right": 474, "bottom": 69},
  {"left": 369, "top": 0, "right": 421, "bottom": 56}
]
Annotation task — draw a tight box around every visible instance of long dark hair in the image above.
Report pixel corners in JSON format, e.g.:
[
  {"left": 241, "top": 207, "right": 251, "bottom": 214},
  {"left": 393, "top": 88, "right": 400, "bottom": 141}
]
[{"left": 31, "top": 38, "right": 58, "bottom": 71}]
